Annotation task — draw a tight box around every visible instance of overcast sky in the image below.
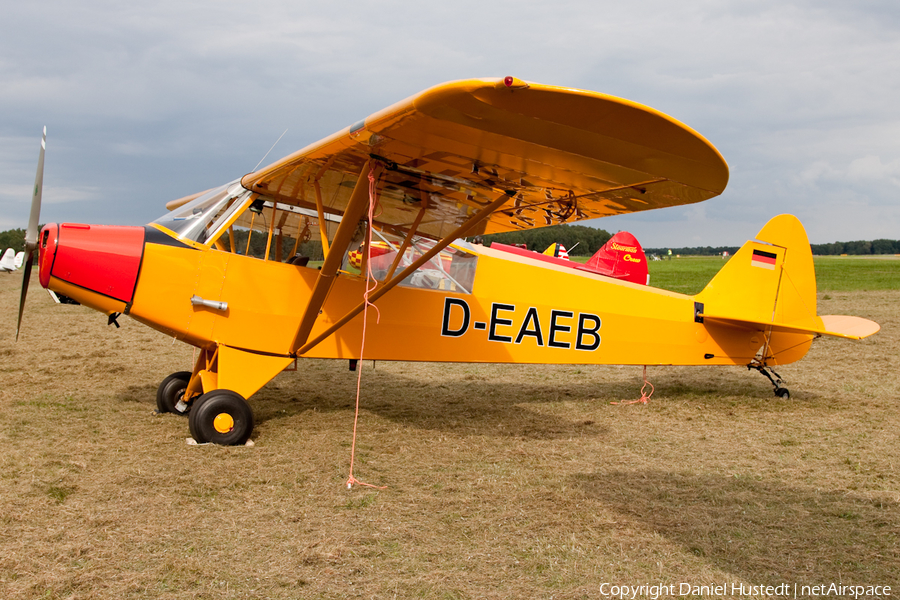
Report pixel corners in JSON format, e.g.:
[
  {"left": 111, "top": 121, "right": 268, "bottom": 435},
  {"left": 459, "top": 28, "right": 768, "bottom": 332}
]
[{"left": 2, "top": 0, "right": 898, "bottom": 247}]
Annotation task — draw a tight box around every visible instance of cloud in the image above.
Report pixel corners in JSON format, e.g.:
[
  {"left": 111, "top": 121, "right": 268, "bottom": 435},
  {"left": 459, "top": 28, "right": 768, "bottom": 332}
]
[
  {"left": 799, "top": 155, "right": 900, "bottom": 187},
  {"left": 847, "top": 155, "right": 900, "bottom": 187},
  {"left": 1, "top": 1, "right": 899, "bottom": 245}
]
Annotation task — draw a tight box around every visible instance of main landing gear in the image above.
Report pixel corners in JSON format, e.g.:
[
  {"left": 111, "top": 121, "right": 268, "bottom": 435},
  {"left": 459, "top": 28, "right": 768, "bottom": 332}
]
[
  {"left": 749, "top": 363, "right": 791, "bottom": 399},
  {"left": 156, "top": 371, "right": 255, "bottom": 445},
  {"left": 188, "top": 390, "right": 254, "bottom": 445}
]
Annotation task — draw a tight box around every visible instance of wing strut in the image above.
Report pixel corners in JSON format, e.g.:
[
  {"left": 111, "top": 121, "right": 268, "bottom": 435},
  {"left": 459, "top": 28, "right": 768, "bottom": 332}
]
[
  {"left": 293, "top": 190, "right": 514, "bottom": 357},
  {"left": 290, "top": 160, "right": 382, "bottom": 352},
  {"left": 313, "top": 180, "right": 330, "bottom": 259},
  {"left": 383, "top": 201, "right": 427, "bottom": 281}
]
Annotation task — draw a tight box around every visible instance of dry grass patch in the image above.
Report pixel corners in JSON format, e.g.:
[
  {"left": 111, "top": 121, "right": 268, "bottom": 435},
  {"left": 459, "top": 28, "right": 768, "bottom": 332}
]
[{"left": 1, "top": 276, "right": 898, "bottom": 599}]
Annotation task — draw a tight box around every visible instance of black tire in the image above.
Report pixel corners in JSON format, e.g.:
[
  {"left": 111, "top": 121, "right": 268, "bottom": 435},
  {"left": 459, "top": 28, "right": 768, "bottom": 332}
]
[
  {"left": 188, "top": 390, "right": 254, "bottom": 445},
  {"left": 156, "top": 371, "right": 192, "bottom": 415},
  {"left": 774, "top": 387, "right": 790, "bottom": 400}
]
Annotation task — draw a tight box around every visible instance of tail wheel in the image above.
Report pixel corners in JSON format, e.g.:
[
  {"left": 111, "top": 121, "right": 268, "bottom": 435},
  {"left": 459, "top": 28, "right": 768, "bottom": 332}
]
[
  {"left": 188, "top": 390, "right": 254, "bottom": 445},
  {"left": 156, "top": 371, "right": 192, "bottom": 415}
]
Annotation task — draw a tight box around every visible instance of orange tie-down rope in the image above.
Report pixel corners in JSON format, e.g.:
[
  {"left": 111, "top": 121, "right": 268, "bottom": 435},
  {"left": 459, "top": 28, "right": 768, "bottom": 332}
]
[
  {"left": 347, "top": 169, "right": 387, "bottom": 490},
  {"left": 611, "top": 366, "right": 654, "bottom": 405}
]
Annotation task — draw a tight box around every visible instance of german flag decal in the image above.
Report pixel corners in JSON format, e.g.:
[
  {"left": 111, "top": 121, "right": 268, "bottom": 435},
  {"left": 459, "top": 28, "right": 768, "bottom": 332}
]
[{"left": 751, "top": 248, "right": 778, "bottom": 270}]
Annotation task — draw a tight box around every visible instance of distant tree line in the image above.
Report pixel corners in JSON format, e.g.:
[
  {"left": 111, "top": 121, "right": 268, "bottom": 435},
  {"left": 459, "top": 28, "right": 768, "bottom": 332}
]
[
  {"left": 645, "top": 239, "right": 900, "bottom": 256},
  {"left": 0, "top": 226, "right": 897, "bottom": 257},
  {"left": 0, "top": 228, "right": 26, "bottom": 250},
  {"left": 478, "top": 224, "right": 612, "bottom": 256},
  {"left": 809, "top": 239, "right": 900, "bottom": 255},
  {"left": 644, "top": 246, "right": 740, "bottom": 257}
]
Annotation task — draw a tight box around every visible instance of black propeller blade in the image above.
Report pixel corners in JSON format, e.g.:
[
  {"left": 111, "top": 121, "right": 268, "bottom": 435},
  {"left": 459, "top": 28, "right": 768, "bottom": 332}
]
[{"left": 16, "top": 126, "right": 45, "bottom": 341}]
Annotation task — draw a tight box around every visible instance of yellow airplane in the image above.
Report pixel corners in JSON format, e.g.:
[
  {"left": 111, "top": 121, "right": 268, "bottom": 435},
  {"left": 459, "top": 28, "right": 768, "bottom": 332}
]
[{"left": 17, "top": 78, "right": 879, "bottom": 445}]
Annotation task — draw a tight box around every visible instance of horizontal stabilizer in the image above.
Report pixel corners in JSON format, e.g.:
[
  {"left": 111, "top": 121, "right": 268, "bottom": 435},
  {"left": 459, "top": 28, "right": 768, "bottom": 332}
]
[
  {"left": 819, "top": 315, "right": 881, "bottom": 339},
  {"left": 700, "top": 313, "right": 880, "bottom": 340}
]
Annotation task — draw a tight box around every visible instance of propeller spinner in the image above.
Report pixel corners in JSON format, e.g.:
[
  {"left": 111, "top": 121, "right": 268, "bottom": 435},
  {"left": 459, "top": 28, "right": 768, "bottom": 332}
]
[{"left": 16, "top": 126, "right": 46, "bottom": 341}]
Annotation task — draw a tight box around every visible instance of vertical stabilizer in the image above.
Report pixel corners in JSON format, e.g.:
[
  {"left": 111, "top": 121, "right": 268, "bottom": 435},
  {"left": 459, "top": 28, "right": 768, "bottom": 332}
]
[
  {"left": 580, "top": 231, "right": 649, "bottom": 284},
  {"left": 542, "top": 243, "right": 569, "bottom": 259},
  {"left": 695, "top": 214, "right": 821, "bottom": 365},
  {"left": 1, "top": 248, "right": 16, "bottom": 271}
]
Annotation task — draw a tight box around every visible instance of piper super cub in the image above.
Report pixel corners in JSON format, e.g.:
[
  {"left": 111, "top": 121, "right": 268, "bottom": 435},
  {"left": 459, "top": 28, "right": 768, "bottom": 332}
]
[{"left": 17, "top": 78, "right": 880, "bottom": 445}]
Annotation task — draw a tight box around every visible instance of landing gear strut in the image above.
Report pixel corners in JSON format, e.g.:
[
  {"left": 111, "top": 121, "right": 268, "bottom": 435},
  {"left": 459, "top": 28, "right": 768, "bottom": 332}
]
[{"left": 749, "top": 363, "right": 790, "bottom": 399}]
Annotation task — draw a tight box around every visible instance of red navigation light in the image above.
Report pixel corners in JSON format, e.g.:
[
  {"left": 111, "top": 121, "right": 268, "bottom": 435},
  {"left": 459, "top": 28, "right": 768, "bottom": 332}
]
[{"left": 504, "top": 76, "right": 514, "bottom": 87}]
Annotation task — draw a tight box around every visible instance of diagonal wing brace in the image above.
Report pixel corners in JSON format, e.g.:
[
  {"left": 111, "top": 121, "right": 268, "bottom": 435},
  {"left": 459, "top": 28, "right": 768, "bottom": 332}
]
[
  {"left": 292, "top": 190, "right": 513, "bottom": 357},
  {"left": 290, "top": 160, "right": 382, "bottom": 352}
]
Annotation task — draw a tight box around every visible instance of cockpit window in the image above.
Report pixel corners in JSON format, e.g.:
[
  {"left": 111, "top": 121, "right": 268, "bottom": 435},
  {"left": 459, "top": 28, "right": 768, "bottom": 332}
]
[
  {"left": 212, "top": 199, "right": 339, "bottom": 261},
  {"left": 155, "top": 183, "right": 478, "bottom": 288},
  {"left": 153, "top": 180, "right": 252, "bottom": 245},
  {"left": 348, "top": 231, "right": 478, "bottom": 294}
]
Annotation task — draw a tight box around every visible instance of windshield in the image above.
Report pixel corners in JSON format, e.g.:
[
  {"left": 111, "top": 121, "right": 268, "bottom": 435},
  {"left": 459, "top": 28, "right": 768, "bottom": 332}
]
[{"left": 153, "top": 180, "right": 252, "bottom": 245}]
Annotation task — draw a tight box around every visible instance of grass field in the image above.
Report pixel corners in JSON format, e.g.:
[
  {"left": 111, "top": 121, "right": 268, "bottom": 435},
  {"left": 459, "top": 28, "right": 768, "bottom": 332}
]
[
  {"left": 617, "top": 254, "right": 900, "bottom": 295},
  {"left": 0, "top": 257, "right": 897, "bottom": 599}
]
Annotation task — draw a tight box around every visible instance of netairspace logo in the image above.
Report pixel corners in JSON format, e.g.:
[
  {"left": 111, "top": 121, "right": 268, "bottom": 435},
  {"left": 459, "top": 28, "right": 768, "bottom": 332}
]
[{"left": 598, "top": 582, "right": 892, "bottom": 599}]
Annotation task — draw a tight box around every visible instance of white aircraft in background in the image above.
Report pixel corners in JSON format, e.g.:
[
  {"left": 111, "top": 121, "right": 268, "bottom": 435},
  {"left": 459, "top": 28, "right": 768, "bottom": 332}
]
[{"left": 0, "top": 248, "right": 24, "bottom": 273}]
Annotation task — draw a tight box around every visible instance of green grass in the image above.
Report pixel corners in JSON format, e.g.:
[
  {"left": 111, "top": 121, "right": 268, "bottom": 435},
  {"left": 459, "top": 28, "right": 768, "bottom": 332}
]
[
  {"left": 646, "top": 256, "right": 728, "bottom": 294},
  {"left": 809, "top": 256, "right": 900, "bottom": 291},
  {"left": 643, "top": 255, "right": 900, "bottom": 295}
]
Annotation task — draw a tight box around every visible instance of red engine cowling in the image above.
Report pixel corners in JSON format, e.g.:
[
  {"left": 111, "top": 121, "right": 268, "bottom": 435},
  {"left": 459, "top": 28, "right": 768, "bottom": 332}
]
[{"left": 39, "top": 223, "right": 145, "bottom": 304}]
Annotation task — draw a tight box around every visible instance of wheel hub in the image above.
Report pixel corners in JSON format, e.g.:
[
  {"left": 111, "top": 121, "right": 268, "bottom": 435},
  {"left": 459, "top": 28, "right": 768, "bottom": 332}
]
[{"left": 213, "top": 413, "right": 235, "bottom": 434}]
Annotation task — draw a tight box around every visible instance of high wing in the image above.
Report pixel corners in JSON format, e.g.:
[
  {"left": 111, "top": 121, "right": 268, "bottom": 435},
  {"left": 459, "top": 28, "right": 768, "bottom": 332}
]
[{"left": 239, "top": 77, "right": 729, "bottom": 242}]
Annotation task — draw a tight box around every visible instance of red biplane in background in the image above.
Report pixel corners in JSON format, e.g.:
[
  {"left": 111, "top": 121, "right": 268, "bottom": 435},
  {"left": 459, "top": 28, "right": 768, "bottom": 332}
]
[
  {"left": 16, "top": 78, "right": 879, "bottom": 445},
  {"left": 492, "top": 230, "right": 650, "bottom": 285}
]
